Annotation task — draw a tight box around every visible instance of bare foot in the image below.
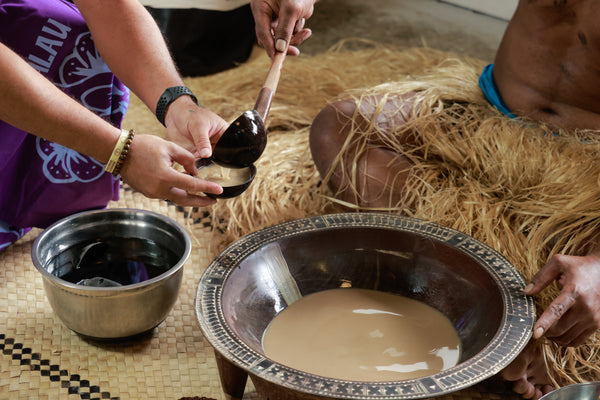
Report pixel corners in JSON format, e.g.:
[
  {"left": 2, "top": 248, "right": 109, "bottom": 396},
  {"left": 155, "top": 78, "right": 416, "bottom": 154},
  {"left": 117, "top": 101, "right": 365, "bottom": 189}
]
[{"left": 501, "top": 339, "right": 555, "bottom": 399}]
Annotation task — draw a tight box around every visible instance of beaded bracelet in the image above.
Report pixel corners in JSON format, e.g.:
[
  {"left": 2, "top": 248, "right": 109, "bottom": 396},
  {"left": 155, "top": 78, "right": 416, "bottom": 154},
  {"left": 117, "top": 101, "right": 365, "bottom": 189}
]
[{"left": 105, "top": 129, "right": 135, "bottom": 176}]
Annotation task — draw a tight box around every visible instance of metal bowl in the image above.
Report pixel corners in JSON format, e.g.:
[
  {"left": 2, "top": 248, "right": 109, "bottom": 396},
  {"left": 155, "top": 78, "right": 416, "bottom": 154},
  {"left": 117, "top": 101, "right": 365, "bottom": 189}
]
[
  {"left": 31, "top": 208, "right": 191, "bottom": 340},
  {"left": 195, "top": 213, "right": 535, "bottom": 399},
  {"left": 540, "top": 382, "right": 600, "bottom": 400}
]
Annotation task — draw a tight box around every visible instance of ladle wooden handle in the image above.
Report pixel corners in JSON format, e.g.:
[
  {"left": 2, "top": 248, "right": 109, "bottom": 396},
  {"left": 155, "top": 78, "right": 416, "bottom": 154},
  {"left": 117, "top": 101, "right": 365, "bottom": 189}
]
[{"left": 254, "top": 50, "right": 286, "bottom": 122}]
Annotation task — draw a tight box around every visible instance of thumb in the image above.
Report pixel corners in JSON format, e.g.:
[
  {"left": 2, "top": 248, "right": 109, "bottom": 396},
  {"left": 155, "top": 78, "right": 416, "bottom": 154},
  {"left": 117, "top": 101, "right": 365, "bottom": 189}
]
[
  {"left": 192, "top": 118, "right": 226, "bottom": 159},
  {"left": 193, "top": 133, "right": 212, "bottom": 159},
  {"left": 273, "top": 8, "right": 298, "bottom": 53}
]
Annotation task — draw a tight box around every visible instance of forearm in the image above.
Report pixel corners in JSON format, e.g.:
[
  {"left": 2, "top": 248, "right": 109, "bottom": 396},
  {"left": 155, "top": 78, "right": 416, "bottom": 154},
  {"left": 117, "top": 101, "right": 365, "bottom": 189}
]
[
  {"left": 0, "top": 42, "right": 119, "bottom": 164},
  {"left": 73, "top": 0, "right": 185, "bottom": 113}
]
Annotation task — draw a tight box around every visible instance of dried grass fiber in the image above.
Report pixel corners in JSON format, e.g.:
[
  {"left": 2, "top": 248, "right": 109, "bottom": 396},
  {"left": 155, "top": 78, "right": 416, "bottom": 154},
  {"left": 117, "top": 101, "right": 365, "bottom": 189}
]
[
  {"left": 186, "top": 41, "right": 462, "bottom": 246},
  {"left": 125, "top": 40, "right": 600, "bottom": 386},
  {"left": 327, "top": 56, "right": 600, "bottom": 387}
]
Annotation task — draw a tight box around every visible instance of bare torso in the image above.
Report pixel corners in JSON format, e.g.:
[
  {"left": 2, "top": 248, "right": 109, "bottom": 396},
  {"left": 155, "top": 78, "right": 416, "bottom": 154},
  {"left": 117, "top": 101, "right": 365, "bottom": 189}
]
[{"left": 494, "top": 0, "right": 600, "bottom": 130}]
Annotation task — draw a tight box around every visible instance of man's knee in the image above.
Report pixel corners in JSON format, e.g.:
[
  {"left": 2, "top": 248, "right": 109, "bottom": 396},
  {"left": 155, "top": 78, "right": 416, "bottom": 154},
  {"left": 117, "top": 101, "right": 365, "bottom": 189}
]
[
  {"left": 311, "top": 100, "right": 356, "bottom": 137},
  {"left": 309, "top": 99, "right": 356, "bottom": 165}
]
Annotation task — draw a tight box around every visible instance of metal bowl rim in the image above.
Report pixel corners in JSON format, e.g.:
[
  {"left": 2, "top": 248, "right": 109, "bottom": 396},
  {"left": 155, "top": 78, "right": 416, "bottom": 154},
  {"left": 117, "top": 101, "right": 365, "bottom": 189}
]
[
  {"left": 31, "top": 208, "right": 192, "bottom": 292},
  {"left": 540, "top": 381, "right": 600, "bottom": 399}
]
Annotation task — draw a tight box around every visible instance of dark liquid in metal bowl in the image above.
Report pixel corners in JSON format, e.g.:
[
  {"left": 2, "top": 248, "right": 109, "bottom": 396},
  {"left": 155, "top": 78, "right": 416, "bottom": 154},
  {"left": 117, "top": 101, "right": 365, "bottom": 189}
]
[{"left": 46, "top": 238, "right": 179, "bottom": 286}]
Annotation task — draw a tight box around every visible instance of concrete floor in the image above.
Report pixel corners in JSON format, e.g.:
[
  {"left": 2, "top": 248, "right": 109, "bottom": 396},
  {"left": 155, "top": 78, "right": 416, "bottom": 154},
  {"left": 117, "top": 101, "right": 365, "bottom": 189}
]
[{"left": 302, "top": 0, "right": 510, "bottom": 62}]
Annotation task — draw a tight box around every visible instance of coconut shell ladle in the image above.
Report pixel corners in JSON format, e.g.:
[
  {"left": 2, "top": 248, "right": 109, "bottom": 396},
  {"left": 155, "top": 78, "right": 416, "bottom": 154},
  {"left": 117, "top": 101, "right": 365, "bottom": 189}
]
[{"left": 211, "top": 51, "right": 287, "bottom": 167}]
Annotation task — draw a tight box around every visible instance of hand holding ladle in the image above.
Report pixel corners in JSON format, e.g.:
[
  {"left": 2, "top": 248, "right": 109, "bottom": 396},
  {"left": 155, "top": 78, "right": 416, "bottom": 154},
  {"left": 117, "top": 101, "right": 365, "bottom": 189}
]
[{"left": 194, "top": 51, "right": 287, "bottom": 198}]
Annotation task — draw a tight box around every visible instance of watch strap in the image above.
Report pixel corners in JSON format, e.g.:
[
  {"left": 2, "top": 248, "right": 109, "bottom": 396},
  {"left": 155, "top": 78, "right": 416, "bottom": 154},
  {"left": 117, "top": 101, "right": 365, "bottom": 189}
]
[{"left": 155, "top": 86, "right": 199, "bottom": 126}]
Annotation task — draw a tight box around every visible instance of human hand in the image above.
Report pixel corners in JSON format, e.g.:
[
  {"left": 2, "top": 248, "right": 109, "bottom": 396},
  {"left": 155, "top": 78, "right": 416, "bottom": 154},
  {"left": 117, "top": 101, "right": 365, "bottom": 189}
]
[
  {"left": 500, "top": 340, "right": 554, "bottom": 400},
  {"left": 251, "top": 0, "right": 316, "bottom": 57},
  {"left": 119, "top": 134, "right": 223, "bottom": 207},
  {"left": 525, "top": 250, "right": 600, "bottom": 347},
  {"left": 163, "top": 95, "right": 229, "bottom": 159}
]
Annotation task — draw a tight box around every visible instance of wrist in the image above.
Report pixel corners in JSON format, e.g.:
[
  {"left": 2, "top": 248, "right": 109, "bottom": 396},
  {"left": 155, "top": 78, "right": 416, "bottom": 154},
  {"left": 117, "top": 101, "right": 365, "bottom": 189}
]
[
  {"left": 155, "top": 86, "right": 199, "bottom": 126},
  {"left": 105, "top": 129, "right": 135, "bottom": 176}
]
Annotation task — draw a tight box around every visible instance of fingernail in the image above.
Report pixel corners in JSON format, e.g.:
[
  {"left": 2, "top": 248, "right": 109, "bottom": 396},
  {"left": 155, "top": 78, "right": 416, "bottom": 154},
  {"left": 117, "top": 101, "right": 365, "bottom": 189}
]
[
  {"left": 276, "top": 38, "right": 287, "bottom": 53},
  {"left": 534, "top": 327, "right": 544, "bottom": 338},
  {"left": 199, "top": 148, "right": 211, "bottom": 158},
  {"left": 524, "top": 283, "right": 534, "bottom": 293}
]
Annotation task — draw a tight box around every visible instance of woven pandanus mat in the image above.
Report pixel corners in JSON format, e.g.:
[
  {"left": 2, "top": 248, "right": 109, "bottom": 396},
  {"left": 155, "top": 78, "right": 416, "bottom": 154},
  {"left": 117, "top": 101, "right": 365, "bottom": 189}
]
[
  {"left": 0, "top": 185, "right": 224, "bottom": 400},
  {"left": 0, "top": 183, "right": 521, "bottom": 400}
]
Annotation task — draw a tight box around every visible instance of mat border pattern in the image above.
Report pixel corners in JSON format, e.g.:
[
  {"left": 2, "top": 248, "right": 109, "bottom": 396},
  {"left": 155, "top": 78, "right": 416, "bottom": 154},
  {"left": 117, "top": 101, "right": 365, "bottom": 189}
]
[{"left": 1, "top": 334, "right": 118, "bottom": 400}]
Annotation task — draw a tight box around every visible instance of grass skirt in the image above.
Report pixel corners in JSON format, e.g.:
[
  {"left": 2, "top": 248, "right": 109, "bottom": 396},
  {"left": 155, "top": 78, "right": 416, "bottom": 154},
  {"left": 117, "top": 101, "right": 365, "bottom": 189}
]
[{"left": 331, "top": 58, "right": 600, "bottom": 386}]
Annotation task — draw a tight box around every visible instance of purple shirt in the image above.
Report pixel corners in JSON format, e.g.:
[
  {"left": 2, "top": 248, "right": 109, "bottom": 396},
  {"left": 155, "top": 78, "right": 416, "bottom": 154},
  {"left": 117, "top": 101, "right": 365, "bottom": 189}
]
[{"left": 0, "top": 0, "right": 129, "bottom": 234}]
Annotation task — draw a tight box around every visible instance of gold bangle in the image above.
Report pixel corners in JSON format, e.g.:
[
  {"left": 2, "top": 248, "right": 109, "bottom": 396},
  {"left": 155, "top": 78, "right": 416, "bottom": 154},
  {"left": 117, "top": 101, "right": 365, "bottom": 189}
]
[{"left": 105, "top": 129, "right": 135, "bottom": 176}]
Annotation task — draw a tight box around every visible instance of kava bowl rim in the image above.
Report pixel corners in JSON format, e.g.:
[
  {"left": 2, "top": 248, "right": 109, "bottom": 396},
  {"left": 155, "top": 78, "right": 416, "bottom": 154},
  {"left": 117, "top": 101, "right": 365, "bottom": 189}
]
[{"left": 195, "top": 212, "right": 535, "bottom": 399}]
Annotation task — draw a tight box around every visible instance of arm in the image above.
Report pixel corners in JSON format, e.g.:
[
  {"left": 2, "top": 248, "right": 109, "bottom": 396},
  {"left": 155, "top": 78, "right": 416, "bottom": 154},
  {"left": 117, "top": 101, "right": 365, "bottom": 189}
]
[
  {"left": 251, "top": 0, "right": 316, "bottom": 57},
  {"left": 73, "top": 0, "right": 229, "bottom": 158},
  {"left": 0, "top": 41, "right": 116, "bottom": 163},
  {"left": 0, "top": 41, "right": 223, "bottom": 206},
  {"left": 525, "top": 246, "right": 600, "bottom": 347}
]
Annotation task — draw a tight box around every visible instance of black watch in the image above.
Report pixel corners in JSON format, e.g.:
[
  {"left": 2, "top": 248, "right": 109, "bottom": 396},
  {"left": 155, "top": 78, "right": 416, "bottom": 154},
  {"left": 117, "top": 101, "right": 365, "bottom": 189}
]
[{"left": 155, "top": 86, "right": 199, "bottom": 126}]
